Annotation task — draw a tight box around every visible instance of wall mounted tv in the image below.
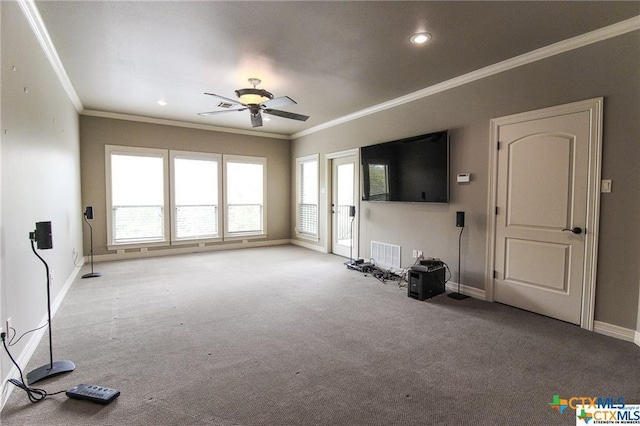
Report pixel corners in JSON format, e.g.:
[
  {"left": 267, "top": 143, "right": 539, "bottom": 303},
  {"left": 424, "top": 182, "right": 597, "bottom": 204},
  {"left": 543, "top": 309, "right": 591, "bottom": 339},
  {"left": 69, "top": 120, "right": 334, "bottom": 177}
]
[{"left": 361, "top": 130, "right": 449, "bottom": 203}]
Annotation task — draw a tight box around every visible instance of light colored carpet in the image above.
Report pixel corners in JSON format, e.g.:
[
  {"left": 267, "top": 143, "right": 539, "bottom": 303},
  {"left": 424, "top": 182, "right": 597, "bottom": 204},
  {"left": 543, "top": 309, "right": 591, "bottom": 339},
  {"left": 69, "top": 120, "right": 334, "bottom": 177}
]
[{"left": 2, "top": 245, "right": 639, "bottom": 425}]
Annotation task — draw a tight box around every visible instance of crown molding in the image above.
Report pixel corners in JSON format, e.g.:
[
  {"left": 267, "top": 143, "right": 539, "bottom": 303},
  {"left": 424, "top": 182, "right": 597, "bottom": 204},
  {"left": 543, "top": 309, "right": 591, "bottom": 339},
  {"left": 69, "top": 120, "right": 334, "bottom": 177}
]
[
  {"left": 82, "top": 110, "right": 291, "bottom": 140},
  {"left": 18, "top": 0, "right": 83, "bottom": 113},
  {"left": 292, "top": 15, "right": 640, "bottom": 140}
]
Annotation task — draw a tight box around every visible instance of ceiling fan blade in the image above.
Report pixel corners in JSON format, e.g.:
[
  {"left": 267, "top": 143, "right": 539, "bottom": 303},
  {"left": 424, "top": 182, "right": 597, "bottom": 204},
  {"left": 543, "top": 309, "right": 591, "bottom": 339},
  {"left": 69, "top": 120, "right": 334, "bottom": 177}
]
[
  {"left": 198, "top": 108, "right": 247, "bottom": 117},
  {"left": 263, "top": 109, "right": 309, "bottom": 122},
  {"left": 204, "top": 92, "right": 246, "bottom": 107},
  {"left": 251, "top": 112, "right": 263, "bottom": 128},
  {"left": 261, "top": 96, "right": 296, "bottom": 109}
]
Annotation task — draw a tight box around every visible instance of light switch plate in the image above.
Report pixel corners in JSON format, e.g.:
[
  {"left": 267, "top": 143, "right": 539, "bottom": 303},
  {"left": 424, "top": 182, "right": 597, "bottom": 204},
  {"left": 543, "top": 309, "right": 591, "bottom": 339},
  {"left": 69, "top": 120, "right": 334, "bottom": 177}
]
[
  {"left": 457, "top": 173, "right": 471, "bottom": 183},
  {"left": 601, "top": 179, "right": 612, "bottom": 193}
]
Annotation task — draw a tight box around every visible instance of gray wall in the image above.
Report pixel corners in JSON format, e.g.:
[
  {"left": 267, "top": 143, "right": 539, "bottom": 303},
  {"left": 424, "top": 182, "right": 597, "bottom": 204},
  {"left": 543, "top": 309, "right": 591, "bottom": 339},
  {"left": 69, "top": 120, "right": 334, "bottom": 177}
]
[
  {"left": 1, "top": 1, "right": 83, "bottom": 385},
  {"left": 291, "top": 32, "right": 640, "bottom": 330},
  {"left": 80, "top": 116, "right": 291, "bottom": 256}
]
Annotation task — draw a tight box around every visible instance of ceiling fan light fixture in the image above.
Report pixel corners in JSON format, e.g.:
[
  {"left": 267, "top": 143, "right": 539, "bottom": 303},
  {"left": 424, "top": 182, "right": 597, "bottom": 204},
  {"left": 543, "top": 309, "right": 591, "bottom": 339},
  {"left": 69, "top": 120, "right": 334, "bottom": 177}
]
[
  {"left": 199, "top": 78, "right": 309, "bottom": 128},
  {"left": 236, "top": 87, "right": 273, "bottom": 105},
  {"left": 410, "top": 32, "right": 432, "bottom": 45},
  {"left": 235, "top": 79, "right": 273, "bottom": 105}
]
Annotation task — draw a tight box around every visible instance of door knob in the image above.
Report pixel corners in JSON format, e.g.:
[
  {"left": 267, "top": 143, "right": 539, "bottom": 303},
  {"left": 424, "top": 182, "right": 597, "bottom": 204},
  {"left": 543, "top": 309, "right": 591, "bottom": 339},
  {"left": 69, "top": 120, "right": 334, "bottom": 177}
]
[{"left": 562, "top": 227, "right": 583, "bottom": 235}]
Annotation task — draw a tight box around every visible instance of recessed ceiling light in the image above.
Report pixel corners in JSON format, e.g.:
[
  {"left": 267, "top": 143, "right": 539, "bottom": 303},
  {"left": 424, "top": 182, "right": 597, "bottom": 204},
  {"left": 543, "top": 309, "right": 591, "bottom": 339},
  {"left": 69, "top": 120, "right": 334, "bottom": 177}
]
[
  {"left": 157, "top": 100, "right": 167, "bottom": 106},
  {"left": 410, "top": 32, "right": 432, "bottom": 45}
]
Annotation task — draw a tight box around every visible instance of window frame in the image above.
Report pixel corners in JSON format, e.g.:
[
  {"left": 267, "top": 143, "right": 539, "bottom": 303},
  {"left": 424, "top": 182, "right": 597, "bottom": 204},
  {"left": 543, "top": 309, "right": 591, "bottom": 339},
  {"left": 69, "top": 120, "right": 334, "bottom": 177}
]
[
  {"left": 223, "top": 154, "right": 268, "bottom": 240},
  {"left": 295, "top": 154, "right": 320, "bottom": 241},
  {"left": 169, "top": 150, "right": 223, "bottom": 245},
  {"left": 105, "top": 145, "right": 170, "bottom": 250}
]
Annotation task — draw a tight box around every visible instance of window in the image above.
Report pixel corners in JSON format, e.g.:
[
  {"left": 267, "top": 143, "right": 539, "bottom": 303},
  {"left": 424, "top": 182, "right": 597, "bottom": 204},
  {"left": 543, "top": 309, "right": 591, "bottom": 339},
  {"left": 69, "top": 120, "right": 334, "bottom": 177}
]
[
  {"left": 106, "top": 146, "right": 169, "bottom": 247},
  {"left": 171, "top": 151, "right": 221, "bottom": 242},
  {"left": 296, "top": 155, "right": 319, "bottom": 240},
  {"left": 106, "top": 147, "right": 267, "bottom": 248},
  {"left": 224, "top": 155, "right": 267, "bottom": 239}
]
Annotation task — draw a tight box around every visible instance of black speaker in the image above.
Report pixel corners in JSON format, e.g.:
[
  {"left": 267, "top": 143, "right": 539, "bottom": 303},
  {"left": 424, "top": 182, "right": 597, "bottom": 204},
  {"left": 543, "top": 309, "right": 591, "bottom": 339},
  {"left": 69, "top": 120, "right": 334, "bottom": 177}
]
[
  {"left": 349, "top": 205, "right": 356, "bottom": 217},
  {"left": 35, "top": 221, "right": 53, "bottom": 250},
  {"left": 456, "top": 211, "right": 465, "bottom": 228},
  {"left": 408, "top": 268, "right": 446, "bottom": 300},
  {"left": 84, "top": 206, "right": 94, "bottom": 220}
]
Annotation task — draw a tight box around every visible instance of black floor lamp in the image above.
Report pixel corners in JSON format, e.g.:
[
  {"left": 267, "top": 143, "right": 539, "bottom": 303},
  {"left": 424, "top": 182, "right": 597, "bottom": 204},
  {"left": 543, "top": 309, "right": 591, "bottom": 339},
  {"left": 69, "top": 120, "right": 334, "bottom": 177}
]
[
  {"left": 448, "top": 211, "right": 469, "bottom": 300},
  {"left": 27, "top": 221, "right": 75, "bottom": 384},
  {"left": 82, "top": 206, "right": 101, "bottom": 279}
]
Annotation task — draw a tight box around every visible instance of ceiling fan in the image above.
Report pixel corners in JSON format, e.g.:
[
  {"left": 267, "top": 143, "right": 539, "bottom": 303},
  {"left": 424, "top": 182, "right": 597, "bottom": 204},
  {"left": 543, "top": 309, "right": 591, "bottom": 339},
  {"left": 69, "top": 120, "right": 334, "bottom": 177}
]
[{"left": 198, "top": 78, "right": 309, "bottom": 128}]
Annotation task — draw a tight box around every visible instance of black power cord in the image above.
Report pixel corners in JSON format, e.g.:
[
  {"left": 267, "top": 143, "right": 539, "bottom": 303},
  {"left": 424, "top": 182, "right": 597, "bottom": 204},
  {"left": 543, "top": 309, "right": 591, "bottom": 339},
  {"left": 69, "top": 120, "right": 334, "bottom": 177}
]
[
  {"left": 1, "top": 332, "right": 66, "bottom": 403},
  {"left": 8, "top": 322, "right": 49, "bottom": 347}
]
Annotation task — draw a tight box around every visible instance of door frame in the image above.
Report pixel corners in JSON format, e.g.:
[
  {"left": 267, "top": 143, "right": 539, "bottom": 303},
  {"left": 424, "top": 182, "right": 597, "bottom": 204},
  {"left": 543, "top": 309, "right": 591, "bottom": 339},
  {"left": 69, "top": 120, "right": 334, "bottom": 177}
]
[
  {"left": 484, "top": 98, "right": 603, "bottom": 330},
  {"left": 325, "top": 149, "right": 359, "bottom": 257}
]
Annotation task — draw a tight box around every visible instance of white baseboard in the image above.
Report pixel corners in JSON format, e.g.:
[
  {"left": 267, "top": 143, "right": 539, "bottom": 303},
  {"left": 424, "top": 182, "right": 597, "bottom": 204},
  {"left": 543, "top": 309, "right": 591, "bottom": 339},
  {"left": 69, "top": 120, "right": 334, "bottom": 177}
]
[
  {"left": 290, "top": 239, "right": 327, "bottom": 253},
  {"left": 1, "top": 264, "right": 83, "bottom": 411},
  {"left": 445, "top": 281, "right": 486, "bottom": 300},
  {"left": 593, "top": 320, "right": 637, "bottom": 344},
  {"left": 92, "top": 239, "right": 291, "bottom": 262}
]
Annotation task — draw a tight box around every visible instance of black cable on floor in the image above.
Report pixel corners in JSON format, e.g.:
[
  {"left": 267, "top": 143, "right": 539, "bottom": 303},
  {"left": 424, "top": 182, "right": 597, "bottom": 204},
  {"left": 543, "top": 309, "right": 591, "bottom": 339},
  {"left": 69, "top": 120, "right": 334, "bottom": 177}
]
[{"left": 1, "top": 332, "right": 66, "bottom": 403}]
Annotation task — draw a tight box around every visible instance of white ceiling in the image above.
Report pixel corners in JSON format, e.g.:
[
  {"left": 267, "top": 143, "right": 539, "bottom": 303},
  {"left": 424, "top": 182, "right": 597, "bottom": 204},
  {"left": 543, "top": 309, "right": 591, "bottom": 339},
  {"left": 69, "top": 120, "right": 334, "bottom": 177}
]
[{"left": 34, "top": 1, "right": 640, "bottom": 137}]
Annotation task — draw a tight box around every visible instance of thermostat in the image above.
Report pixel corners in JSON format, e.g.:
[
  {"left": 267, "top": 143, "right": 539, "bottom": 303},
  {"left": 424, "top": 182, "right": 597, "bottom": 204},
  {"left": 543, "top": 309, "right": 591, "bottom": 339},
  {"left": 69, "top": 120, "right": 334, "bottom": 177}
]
[{"left": 457, "top": 173, "right": 471, "bottom": 183}]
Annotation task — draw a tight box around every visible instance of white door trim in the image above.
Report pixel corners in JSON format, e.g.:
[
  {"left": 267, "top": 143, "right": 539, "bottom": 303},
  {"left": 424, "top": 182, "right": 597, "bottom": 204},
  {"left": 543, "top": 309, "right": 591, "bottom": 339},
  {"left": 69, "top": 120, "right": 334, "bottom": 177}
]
[
  {"left": 325, "top": 149, "right": 359, "bottom": 256},
  {"left": 485, "top": 97, "right": 603, "bottom": 331}
]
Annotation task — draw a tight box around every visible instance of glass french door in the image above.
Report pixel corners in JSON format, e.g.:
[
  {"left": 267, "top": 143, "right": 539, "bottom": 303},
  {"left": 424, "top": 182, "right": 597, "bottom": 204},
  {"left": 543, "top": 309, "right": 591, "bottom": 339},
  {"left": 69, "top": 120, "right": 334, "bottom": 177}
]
[{"left": 331, "top": 156, "right": 356, "bottom": 258}]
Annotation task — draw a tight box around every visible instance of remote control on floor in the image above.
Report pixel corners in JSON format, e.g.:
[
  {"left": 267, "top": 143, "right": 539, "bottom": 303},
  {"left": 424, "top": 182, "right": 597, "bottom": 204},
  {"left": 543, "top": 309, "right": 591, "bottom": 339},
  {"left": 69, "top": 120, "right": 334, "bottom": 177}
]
[{"left": 66, "top": 384, "right": 120, "bottom": 405}]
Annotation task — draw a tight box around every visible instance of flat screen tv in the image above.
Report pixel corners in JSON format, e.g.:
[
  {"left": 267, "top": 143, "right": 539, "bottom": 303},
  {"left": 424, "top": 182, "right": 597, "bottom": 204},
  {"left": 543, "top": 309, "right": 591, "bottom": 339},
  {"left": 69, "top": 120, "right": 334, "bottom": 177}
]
[{"left": 361, "top": 130, "right": 449, "bottom": 203}]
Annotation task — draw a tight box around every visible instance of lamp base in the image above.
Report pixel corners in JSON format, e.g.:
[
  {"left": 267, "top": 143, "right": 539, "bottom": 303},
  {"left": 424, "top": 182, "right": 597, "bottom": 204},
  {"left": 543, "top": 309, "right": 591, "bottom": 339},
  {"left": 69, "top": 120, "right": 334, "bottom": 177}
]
[
  {"left": 82, "top": 272, "right": 102, "bottom": 279},
  {"left": 26, "top": 360, "right": 75, "bottom": 385},
  {"left": 448, "top": 292, "right": 470, "bottom": 300}
]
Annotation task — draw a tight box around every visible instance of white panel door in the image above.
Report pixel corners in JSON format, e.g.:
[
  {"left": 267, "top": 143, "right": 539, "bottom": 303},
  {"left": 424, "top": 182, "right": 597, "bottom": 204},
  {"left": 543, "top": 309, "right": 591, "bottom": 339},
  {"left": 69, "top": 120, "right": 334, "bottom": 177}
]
[{"left": 494, "top": 111, "right": 591, "bottom": 324}]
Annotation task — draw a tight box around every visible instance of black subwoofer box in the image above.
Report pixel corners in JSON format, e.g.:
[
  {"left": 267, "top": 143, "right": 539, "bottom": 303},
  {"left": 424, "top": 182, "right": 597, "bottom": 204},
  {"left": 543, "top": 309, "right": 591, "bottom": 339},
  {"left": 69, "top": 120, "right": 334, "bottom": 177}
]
[{"left": 408, "top": 268, "right": 445, "bottom": 300}]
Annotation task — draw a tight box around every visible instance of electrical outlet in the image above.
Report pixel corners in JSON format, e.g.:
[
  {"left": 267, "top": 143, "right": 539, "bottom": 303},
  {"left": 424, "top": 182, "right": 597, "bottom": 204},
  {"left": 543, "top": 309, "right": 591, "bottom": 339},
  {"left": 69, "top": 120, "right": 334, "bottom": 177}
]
[
  {"left": 6, "top": 317, "right": 12, "bottom": 334},
  {"left": 418, "top": 250, "right": 423, "bottom": 259},
  {"left": 49, "top": 271, "right": 54, "bottom": 282},
  {"left": 412, "top": 250, "right": 417, "bottom": 259}
]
